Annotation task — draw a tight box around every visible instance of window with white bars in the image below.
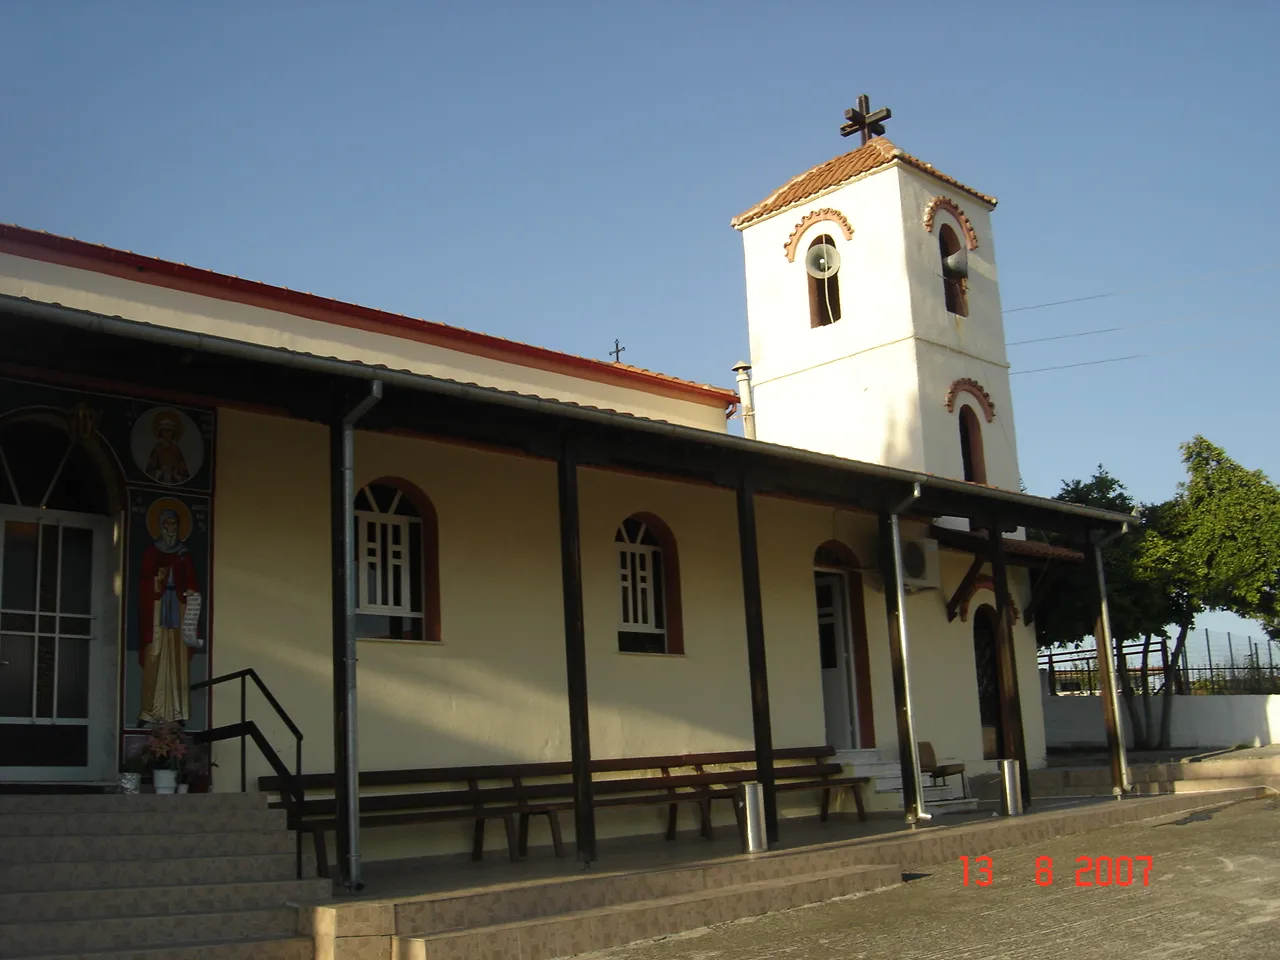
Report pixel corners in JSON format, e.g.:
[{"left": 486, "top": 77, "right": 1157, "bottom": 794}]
[
  {"left": 616, "top": 517, "right": 667, "bottom": 654},
  {"left": 354, "top": 483, "right": 425, "bottom": 641}
]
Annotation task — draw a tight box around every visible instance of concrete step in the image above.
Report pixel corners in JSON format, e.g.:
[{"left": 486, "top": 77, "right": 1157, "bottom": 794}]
[
  {"left": 0, "top": 878, "right": 330, "bottom": 923},
  {"left": 924, "top": 798, "right": 982, "bottom": 815},
  {"left": 0, "top": 793, "right": 268, "bottom": 815},
  {"left": 0, "top": 907, "right": 299, "bottom": 956},
  {"left": 5, "top": 934, "right": 313, "bottom": 960},
  {"left": 395, "top": 840, "right": 890, "bottom": 935},
  {"left": 0, "top": 830, "right": 295, "bottom": 865},
  {"left": 1172, "top": 777, "right": 1280, "bottom": 794},
  {"left": 0, "top": 854, "right": 302, "bottom": 894},
  {"left": 0, "top": 808, "right": 286, "bottom": 837},
  {"left": 395, "top": 864, "right": 902, "bottom": 960}
]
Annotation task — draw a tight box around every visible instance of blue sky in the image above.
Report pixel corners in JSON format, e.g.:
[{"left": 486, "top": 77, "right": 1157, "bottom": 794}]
[{"left": 2, "top": 2, "right": 1275, "bottom": 637}]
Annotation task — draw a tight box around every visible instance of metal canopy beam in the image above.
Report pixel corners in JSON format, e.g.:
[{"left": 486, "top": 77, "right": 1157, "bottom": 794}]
[{"left": 0, "top": 298, "right": 1135, "bottom": 541}]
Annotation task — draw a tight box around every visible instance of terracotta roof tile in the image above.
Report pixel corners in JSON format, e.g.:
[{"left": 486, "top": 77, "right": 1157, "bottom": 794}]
[
  {"left": 731, "top": 138, "right": 997, "bottom": 230},
  {"left": 930, "top": 524, "right": 1084, "bottom": 563}
]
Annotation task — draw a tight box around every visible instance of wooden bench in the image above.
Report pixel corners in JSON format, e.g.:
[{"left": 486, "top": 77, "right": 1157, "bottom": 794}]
[{"left": 260, "top": 745, "right": 870, "bottom": 878}]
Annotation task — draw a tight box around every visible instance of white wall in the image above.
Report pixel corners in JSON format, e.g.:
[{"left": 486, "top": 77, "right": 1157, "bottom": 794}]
[
  {"left": 0, "top": 252, "right": 729, "bottom": 432},
  {"left": 738, "top": 159, "right": 1022, "bottom": 490},
  {"left": 1043, "top": 693, "right": 1280, "bottom": 749}
]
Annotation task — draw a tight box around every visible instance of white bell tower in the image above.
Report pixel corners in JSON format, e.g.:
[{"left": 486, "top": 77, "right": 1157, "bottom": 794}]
[{"left": 732, "top": 118, "right": 1022, "bottom": 492}]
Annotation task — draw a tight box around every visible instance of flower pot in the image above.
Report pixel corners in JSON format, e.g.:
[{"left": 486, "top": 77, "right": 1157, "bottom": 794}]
[
  {"left": 118, "top": 772, "right": 141, "bottom": 795},
  {"left": 153, "top": 769, "right": 179, "bottom": 794}
]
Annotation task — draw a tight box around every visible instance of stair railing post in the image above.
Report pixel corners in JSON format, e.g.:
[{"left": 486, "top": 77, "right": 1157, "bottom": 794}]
[{"left": 240, "top": 673, "right": 247, "bottom": 793}]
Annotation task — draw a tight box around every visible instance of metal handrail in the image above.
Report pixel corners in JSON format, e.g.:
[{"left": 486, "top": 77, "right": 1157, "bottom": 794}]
[{"left": 190, "top": 670, "right": 305, "bottom": 878}]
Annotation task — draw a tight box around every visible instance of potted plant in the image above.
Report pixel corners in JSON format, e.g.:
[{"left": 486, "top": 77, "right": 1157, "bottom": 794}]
[
  {"left": 141, "top": 722, "right": 190, "bottom": 794},
  {"left": 118, "top": 751, "right": 146, "bottom": 794}
]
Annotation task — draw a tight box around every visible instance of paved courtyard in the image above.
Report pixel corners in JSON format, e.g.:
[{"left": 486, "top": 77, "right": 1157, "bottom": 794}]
[{"left": 590, "top": 795, "right": 1280, "bottom": 960}]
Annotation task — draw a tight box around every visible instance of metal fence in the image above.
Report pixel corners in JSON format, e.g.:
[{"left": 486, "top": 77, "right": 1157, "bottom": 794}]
[{"left": 1040, "top": 629, "right": 1280, "bottom": 697}]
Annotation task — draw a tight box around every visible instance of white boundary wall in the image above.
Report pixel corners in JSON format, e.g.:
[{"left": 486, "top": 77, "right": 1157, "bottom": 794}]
[{"left": 1044, "top": 694, "right": 1280, "bottom": 749}]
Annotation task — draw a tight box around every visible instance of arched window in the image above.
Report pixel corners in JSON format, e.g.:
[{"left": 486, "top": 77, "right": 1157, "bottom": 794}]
[
  {"left": 615, "top": 513, "right": 683, "bottom": 654},
  {"left": 807, "top": 235, "right": 842, "bottom": 328},
  {"left": 958, "top": 405, "right": 987, "bottom": 484},
  {"left": 354, "top": 479, "right": 441, "bottom": 642},
  {"left": 938, "top": 223, "right": 969, "bottom": 317},
  {"left": 0, "top": 418, "right": 111, "bottom": 514}
]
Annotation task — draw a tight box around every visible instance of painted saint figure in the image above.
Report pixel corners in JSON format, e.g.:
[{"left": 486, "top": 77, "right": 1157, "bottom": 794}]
[
  {"left": 145, "top": 410, "right": 191, "bottom": 485},
  {"left": 138, "top": 503, "right": 199, "bottom": 724}
]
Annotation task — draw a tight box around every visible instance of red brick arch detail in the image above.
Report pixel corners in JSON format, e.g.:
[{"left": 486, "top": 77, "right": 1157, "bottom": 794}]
[
  {"left": 922, "top": 196, "right": 979, "bottom": 251},
  {"left": 945, "top": 378, "right": 996, "bottom": 422},
  {"left": 959, "top": 577, "right": 1020, "bottom": 625},
  {"left": 783, "top": 208, "right": 854, "bottom": 262}
]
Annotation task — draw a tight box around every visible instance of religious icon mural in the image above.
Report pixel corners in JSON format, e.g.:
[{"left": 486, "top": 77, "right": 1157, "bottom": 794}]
[
  {"left": 123, "top": 487, "right": 213, "bottom": 731},
  {"left": 136, "top": 497, "right": 202, "bottom": 724},
  {"left": 130, "top": 406, "right": 204, "bottom": 487}
]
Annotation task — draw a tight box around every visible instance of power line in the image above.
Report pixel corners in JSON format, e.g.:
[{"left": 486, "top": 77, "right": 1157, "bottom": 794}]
[
  {"left": 1003, "top": 262, "right": 1279, "bottom": 316},
  {"left": 1011, "top": 354, "right": 1145, "bottom": 376},
  {"left": 1008, "top": 327, "right": 1120, "bottom": 346},
  {"left": 1007, "top": 301, "right": 1267, "bottom": 347},
  {"left": 1010, "top": 331, "right": 1279, "bottom": 376}
]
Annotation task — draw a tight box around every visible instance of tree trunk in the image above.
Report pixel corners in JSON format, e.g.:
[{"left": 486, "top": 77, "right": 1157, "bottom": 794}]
[
  {"left": 1115, "top": 645, "right": 1145, "bottom": 749},
  {"left": 1159, "top": 622, "right": 1192, "bottom": 749},
  {"left": 1140, "top": 634, "right": 1154, "bottom": 750}
]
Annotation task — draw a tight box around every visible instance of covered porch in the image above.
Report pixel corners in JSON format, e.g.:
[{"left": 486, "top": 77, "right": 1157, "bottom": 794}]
[{"left": 1, "top": 291, "right": 1135, "bottom": 894}]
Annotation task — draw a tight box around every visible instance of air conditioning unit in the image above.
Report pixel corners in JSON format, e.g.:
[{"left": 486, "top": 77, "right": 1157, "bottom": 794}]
[{"left": 900, "top": 538, "right": 940, "bottom": 592}]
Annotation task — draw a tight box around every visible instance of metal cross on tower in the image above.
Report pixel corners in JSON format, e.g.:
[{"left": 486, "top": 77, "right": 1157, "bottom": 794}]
[
  {"left": 609, "top": 339, "right": 626, "bottom": 363},
  {"left": 840, "top": 94, "right": 892, "bottom": 145}
]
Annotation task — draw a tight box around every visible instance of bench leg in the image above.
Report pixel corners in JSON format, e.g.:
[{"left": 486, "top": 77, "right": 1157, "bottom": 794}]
[
  {"left": 547, "top": 811, "right": 565, "bottom": 857},
  {"left": 518, "top": 813, "right": 531, "bottom": 857},
  {"left": 472, "top": 818, "right": 486, "bottom": 861},
  {"left": 852, "top": 783, "right": 867, "bottom": 822},
  {"left": 665, "top": 802, "right": 678, "bottom": 841},
  {"left": 698, "top": 798, "right": 714, "bottom": 840},
  {"left": 504, "top": 815, "right": 522, "bottom": 861},
  {"left": 820, "top": 786, "right": 831, "bottom": 822}
]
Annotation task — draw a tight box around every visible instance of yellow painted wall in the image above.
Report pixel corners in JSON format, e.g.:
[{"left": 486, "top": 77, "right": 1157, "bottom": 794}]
[{"left": 211, "top": 407, "right": 1046, "bottom": 858}]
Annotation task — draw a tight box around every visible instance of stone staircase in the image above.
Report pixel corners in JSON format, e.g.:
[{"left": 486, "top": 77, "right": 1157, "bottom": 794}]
[
  {"left": 994, "top": 753, "right": 1280, "bottom": 800},
  {"left": 836, "top": 748, "right": 977, "bottom": 813},
  {"left": 0, "top": 791, "right": 330, "bottom": 960},
  {"left": 307, "top": 844, "right": 902, "bottom": 959}
]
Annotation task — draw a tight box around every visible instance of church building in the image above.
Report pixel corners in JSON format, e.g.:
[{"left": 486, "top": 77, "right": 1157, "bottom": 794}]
[{"left": 0, "top": 109, "right": 1130, "bottom": 886}]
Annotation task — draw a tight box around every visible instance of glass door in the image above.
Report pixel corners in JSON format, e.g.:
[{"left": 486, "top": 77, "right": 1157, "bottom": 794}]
[{"left": 0, "top": 507, "right": 112, "bottom": 780}]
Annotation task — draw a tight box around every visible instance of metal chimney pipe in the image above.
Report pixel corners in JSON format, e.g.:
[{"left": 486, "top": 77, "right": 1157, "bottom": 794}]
[{"left": 732, "top": 361, "right": 755, "bottom": 440}]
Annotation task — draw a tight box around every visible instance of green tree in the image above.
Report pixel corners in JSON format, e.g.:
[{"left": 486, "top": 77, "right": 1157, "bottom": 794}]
[
  {"left": 1141, "top": 437, "right": 1280, "bottom": 745},
  {"left": 1033, "top": 467, "right": 1175, "bottom": 748}
]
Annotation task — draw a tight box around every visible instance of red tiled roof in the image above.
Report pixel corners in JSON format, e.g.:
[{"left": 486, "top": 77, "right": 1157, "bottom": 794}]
[
  {"left": 731, "top": 138, "right": 997, "bottom": 230},
  {"left": 0, "top": 224, "right": 739, "bottom": 409},
  {"left": 930, "top": 524, "right": 1084, "bottom": 563}
]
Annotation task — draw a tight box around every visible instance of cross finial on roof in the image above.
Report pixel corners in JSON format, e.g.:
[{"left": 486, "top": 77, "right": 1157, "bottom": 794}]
[
  {"left": 609, "top": 339, "right": 626, "bottom": 363},
  {"left": 840, "top": 93, "right": 892, "bottom": 146}
]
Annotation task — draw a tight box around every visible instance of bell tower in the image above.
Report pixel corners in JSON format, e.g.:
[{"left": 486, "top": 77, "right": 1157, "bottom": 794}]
[{"left": 731, "top": 98, "right": 1021, "bottom": 491}]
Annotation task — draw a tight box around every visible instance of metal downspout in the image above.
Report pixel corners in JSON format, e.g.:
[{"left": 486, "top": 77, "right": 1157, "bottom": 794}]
[
  {"left": 888, "top": 482, "right": 930, "bottom": 825},
  {"left": 336, "top": 381, "right": 381, "bottom": 890},
  {"left": 1092, "top": 522, "right": 1134, "bottom": 798}
]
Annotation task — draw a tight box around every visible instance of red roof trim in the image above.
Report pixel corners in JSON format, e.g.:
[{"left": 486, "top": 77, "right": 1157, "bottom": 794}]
[{"left": 0, "top": 225, "right": 738, "bottom": 409}]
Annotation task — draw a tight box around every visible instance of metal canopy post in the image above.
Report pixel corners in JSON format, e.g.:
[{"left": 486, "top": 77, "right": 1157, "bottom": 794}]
[
  {"left": 990, "top": 522, "right": 1031, "bottom": 807},
  {"left": 330, "top": 380, "right": 381, "bottom": 892},
  {"left": 735, "top": 470, "right": 778, "bottom": 843},
  {"left": 879, "top": 484, "right": 929, "bottom": 825},
  {"left": 1091, "top": 533, "right": 1131, "bottom": 797},
  {"left": 557, "top": 436, "right": 596, "bottom": 863}
]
